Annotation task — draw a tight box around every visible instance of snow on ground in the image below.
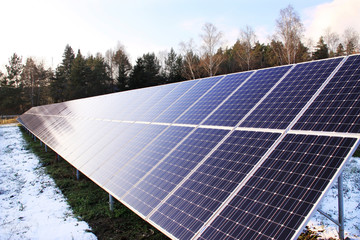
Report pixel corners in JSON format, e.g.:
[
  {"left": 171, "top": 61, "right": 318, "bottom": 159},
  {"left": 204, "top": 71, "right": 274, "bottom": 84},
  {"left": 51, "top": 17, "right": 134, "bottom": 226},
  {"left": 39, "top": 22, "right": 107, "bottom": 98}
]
[
  {"left": 0, "top": 124, "right": 359, "bottom": 240},
  {"left": 308, "top": 157, "right": 360, "bottom": 239},
  {"left": 0, "top": 124, "right": 97, "bottom": 240}
]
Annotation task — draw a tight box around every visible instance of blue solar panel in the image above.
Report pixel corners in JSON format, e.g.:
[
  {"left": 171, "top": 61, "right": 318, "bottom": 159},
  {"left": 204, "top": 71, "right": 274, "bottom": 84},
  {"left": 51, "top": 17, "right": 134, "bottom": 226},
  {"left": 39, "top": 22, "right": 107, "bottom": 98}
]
[
  {"left": 150, "top": 130, "right": 280, "bottom": 239},
  {"left": 87, "top": 124, "right": 166, "bottom": 192},
  {"left": 103, "top": 126, "right": 193, "bottom": 198},
  {"left": 138, "top": 80, "right": 199, "bottom": 122},
  {"left": 293, "top": 55, "right": 360, "bottom": 133},
  {"left": 240, "top": 58, "right": 343, "bottom": 129},
  {"left": 124, "top": 83, "right": 178, "bottom": 121},
  {"left": 175, "top": 72, "right": 253, "bottom": 125},
  {"left": 198, "top": 134, "right": 357, "bottom": 240},
  {"left": 204, "top": 65, "right": 292, "bottom": 126},
  {"left": 122, "top": 128, "right": 229, "bottom": 216},
  {"left": 154, "top": 76, "right": 223, "bottom": 123}
]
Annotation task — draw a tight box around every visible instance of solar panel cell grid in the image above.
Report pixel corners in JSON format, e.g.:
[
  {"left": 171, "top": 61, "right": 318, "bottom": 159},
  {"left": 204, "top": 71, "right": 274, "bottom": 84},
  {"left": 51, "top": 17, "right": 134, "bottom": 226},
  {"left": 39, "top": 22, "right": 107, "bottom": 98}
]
[
  {"left": 123, "top": 128, "right": 229, "bottom": 216},
  {"left": 175, "top": 71, "right": 253, "bottom": 125},
  {"left": 138, "top": 80, "right": 199, "bottom": 122},
  {"left": 293, "top": 55, "right": 360, "bottom": 133},
  {"left": 98, "top": 124, "right": 168, "bottom": 196},
  {"left": 78, "top": 123, "right": 143, "bottom": 177},
  {"left": 204, "top": 65, "right": 292, "bottom": 126},
  {"left": 154, "top": 76, "right": 223, "bottom": 124},
  {"left": 199, "top": 134, "right": 357, "bottom": 240},
  {"left": 104, "top": 126, "right": 193, "bottom": 199},
  {"left": 240, "top": 58, "right": 343, "bottom": 129},
  {"left": 123, "top": 83, "right": 178, "bottom": 121},
  {"left": 150, "top": 131, "right": 280, "bottom": 239},
  {"left": 85, "top": 123, "right": 155, "bottom": 186}
]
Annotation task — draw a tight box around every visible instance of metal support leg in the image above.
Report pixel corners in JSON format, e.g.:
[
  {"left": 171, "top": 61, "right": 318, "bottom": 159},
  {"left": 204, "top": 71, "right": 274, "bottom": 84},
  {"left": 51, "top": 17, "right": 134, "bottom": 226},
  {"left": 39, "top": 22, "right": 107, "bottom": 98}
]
[
  {"left": 76, "top": 169, "right": 80, "bottom": 180},
  {"left": 317, "top": 173, "right": 345, "bottom": 240},
  {"left": 45, "top": 144, "right": 47, "bottom": 152},
  {"left": 109, "top": 194, "right": 114, "bottom": 212},
  {"left": 57, "top": 154, "right": 60, "bottom": 161},
  {"left": 338, "top": 173, "right": 344, "bottom": 240}
]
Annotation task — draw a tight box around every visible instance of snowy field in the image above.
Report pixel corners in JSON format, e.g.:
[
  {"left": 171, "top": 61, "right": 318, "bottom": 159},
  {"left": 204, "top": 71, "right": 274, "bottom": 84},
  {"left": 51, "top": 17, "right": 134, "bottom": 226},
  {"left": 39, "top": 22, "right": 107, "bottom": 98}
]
[
  {"left": 0, "top": 124, "right": 359, "bottom": 239},
  {"left": 0, "top": 124, "right": 97, "bottom": 240}
]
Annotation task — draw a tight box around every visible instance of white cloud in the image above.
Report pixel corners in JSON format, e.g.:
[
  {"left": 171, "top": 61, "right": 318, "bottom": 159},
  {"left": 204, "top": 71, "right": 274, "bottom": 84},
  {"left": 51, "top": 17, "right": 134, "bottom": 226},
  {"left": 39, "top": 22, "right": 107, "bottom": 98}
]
[{"left": 305, "top": 0, "right": 360, "bottom": 42}]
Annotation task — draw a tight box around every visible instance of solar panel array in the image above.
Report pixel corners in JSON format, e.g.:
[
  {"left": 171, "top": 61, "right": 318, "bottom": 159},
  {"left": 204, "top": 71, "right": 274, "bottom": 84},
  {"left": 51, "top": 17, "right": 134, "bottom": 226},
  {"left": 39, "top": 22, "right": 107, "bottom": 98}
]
[{"left": 18, "top": 55, "right": 360, "bottom": 240}]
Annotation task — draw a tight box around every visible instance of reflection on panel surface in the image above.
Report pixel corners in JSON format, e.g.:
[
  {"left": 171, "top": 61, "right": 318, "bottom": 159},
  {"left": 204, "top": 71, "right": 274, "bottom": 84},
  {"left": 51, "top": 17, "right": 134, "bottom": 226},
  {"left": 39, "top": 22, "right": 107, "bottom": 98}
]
[
  {"left": 123, "top": 128, "right": 229, "bottom": 216},
  {"left": 175, "top": 72, "right": 253, "bottom": 125}
]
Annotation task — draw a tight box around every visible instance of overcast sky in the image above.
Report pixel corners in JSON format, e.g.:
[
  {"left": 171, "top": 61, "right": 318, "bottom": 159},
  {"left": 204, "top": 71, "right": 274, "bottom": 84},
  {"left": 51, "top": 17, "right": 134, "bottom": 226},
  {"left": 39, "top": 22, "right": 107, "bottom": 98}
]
[{"left": 1, "top": 0, "right": 359, "bottom": 70}]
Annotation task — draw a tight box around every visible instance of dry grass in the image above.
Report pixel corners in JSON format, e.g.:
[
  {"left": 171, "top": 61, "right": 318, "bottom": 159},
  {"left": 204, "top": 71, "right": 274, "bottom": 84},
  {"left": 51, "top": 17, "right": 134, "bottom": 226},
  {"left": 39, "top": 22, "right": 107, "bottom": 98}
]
[{"left": 0, "top": 118, "right": 18, "bottom": 125}]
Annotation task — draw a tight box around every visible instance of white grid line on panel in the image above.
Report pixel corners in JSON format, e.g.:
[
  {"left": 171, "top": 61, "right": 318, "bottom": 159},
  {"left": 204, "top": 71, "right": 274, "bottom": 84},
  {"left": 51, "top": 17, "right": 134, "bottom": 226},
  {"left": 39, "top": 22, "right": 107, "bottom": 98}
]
[{"left": 288, "top": 129, "right": 360, "bottom": 139}]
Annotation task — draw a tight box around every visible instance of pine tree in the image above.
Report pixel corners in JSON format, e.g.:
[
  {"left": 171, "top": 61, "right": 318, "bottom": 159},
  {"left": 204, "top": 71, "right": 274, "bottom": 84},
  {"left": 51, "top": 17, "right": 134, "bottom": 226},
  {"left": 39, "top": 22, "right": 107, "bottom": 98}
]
[
  {"left": 313, "top": 37, "right": 329, "bottom": 60},
  {"left": 130, "top": 53, "right": 161, "bottom": 89},
  {"left": 0, "top": 53, "right": 23, "bottom": 114},
  {"left": 336, "top": 43, "right": 345, "bottom": 56},
  {"left": 51, "top": 45, "right": 75, "bottom": 102},
  {"left": 68, "top": 50, "right": 87, "bottom": 100},
  {"left": 113, "top": 48, "right": 132, "bottom": 91},
  {"left": 164, "top": 48, "right": 184, "bottom": 83}
]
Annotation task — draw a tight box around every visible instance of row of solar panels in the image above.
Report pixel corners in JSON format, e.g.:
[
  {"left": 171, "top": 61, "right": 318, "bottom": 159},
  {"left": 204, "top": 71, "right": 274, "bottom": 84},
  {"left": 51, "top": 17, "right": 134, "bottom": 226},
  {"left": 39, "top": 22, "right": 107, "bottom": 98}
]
[
  {"left": 25, "top": 55, "right": 359, "bottom": 133},
  {"left": 19, "top": 55, "right": 360, "bottom": 240}
]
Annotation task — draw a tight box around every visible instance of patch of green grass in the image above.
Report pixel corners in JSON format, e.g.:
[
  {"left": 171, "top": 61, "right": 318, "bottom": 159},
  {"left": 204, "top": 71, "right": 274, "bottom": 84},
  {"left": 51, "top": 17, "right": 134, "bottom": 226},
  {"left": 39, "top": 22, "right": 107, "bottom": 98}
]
[
  {"left": 20, "top": 126, "right": 168, "bottom": 240},
  {"left": 353, "top": 146, "right": 360, "bottom": 157}
]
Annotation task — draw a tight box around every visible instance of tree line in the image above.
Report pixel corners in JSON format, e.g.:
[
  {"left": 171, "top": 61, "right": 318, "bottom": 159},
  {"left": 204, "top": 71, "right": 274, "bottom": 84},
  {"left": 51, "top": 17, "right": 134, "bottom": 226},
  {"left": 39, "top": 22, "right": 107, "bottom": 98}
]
[{"left": 1, "top": 5, "right": 359, "bottom": 114}]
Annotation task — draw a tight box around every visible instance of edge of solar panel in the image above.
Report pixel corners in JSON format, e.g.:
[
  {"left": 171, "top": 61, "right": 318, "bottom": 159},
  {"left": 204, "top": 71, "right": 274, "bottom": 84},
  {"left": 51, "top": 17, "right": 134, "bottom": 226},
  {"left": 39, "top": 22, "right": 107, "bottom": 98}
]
[{"left": 17, "top": 54, "right": 360, "bottom": 240}]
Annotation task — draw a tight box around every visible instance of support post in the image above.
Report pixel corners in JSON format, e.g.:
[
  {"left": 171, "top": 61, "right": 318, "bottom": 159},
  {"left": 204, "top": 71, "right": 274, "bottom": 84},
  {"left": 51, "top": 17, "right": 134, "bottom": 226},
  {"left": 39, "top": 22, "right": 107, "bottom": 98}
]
[
  {"left": 45, "top": 144, "right": 47, "bottom": 152},
  {"left": 56, "top": 154, "right": 60, "bottom": 161},
  {"left": 317, "top": 172, "right": 346, "bottom": 240},
  {"left": 76, "top": 169, "right": 80, "bottom": 180},
  {"left": 338, "top": 173, "right": 344, "bottom": 240},
  {"left": 109, "top": 194, "right": 114, "bottom": 212}
]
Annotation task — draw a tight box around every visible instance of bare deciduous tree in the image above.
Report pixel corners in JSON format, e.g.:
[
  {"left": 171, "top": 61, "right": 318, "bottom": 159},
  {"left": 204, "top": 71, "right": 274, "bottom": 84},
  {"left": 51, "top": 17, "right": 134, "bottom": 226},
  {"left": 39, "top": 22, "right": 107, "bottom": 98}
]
[
  {"left": 275, "top": 5, "right": 304, "bottom": 64},
  {"left": 238, "top": 25, "right": 257, "bottom": 70},
  {"left": 323, "top": 27, "right": 340, "bottom": 55},
  {"left": 343, "top": 27, "right": 359, "bottom": 55},
  {"left": 179, "top": 39, "right": 199, "bottom": 80},
  {"left": 200, "top": 22, "right": 223, "bottom": 76}
]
